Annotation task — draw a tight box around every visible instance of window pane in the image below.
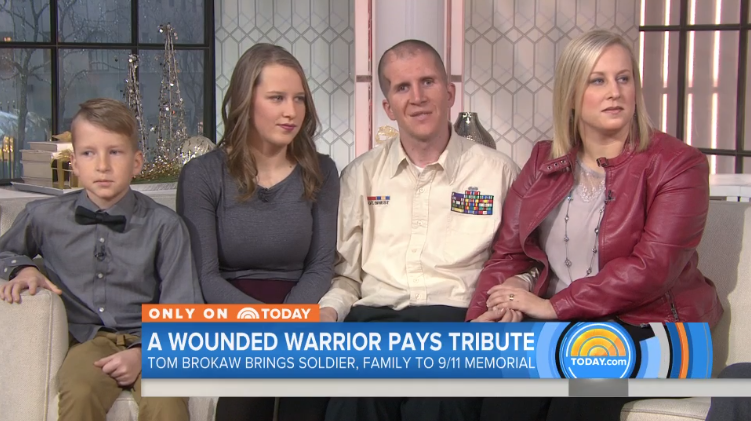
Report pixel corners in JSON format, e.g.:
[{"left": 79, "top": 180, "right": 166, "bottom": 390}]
[
  {"left": 58, "top": 49, "right": 130, "bottom": 129},
  {"left": 743, "top": 158, "right": 751, "bottom": 174},
  {"left": 708, "top": 155, "right": 734, "bottom": 175},
  {"left": 0, "top": 48, "right": 52, "bottom": 179},
  {"left": 139, "top": 0, "right": 204, "bottom": 44},
  {"left": 57, "top": 0, "right": 131, "bottom": 43},
  {"left": 690, "top": 0, "right": 741, "bottom": 25},
  {"left": 685, "top": 31, "right": 738, "bottom": 150},
  {"left": 641, "top": 0, "right": 680, "bottom": 26},
  {"left": 640, "top": 31, "right": 679, "bottom": 136},
  {"left": 138, "top": 49, "right": 204, "bottom": 142},
  {"left": 0, "top": 0, "right": 51, "bottom": 43}
]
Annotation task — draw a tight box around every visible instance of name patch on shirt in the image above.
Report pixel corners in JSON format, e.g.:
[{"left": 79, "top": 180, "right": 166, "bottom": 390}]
[
  {"left": 451, "top": 189, "right": 493, "bottom": 215},
  {"left": 367, "top": 195, "right": 390, "bottom": 205}
]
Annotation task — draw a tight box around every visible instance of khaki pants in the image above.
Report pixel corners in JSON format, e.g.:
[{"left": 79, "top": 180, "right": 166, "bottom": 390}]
[{"left": 57, "top": 331, "right": 189, "bottom": 421}]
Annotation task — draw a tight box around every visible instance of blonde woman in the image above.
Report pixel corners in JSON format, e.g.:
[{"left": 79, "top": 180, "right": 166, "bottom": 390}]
[{"left": 468, "top": 29, "right": 723, "bottom": 421}]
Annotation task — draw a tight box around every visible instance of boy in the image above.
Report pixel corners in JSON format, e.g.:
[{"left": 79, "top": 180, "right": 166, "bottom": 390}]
[{"left": 0, "top": 98, "right": 202, "bottom": 421}]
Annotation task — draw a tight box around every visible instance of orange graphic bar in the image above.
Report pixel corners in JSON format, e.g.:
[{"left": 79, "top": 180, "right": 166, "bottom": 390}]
[
  {"left": 142, "top": 304, "right": 320, "bottom": 322},
  {"left": 676, "top": 323, "right": 690, "bottom": 379}
]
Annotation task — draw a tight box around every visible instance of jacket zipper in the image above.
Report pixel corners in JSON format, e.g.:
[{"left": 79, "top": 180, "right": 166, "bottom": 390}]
[
  {"left": 615, "top": 295, "right": 679, "bottom": 327},
  {"left": 614, "top": 315, "right": 650, "bottom": 328},
  {"left": 666, "top": 290, "right": 680, "bottom": 321}
]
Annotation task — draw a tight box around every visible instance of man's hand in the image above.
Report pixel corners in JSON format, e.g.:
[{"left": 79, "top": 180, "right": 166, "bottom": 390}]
[
  {"left": 94, "top": 348, "right": 142, "bottom": 387},
  {"left": 471, "top": 308, "right": 503, "bottom": 322},
  {"left": 320, "top": 307, "right": 338, "bottom": 322},
  {"left": 0, "top": 266, "right": 62, "bottom": 303},
  {"left": 471, "top": 308, "right": 523, "bottom": 323},
  {"left": 498, "top": 308, "right": 524, "bottom": 322}
]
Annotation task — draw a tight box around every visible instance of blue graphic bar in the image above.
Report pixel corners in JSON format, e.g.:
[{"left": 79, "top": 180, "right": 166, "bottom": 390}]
[{"left": 141, "top": 322, "right": 712, "bottom": 380}]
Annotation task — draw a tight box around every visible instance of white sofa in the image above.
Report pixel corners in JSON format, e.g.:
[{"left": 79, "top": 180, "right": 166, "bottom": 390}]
[
  {"left": 0, "top": 192, "right": 218, "bottom": 421},
  {"left": 620, "top": 200, "right": 751, "bottom": 420},
  {"left": 0, "top": 193, "right": 749, "bottom": 421}
]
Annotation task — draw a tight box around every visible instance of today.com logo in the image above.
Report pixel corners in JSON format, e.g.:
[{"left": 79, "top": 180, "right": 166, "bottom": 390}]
[{"left": 558, "top": 322, "right": 636, "bottom": 379}]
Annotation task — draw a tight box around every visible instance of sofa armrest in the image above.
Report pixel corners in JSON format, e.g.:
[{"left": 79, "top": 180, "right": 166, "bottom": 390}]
[{"left": 0, "top": 280, "right": 69, "bottom": 421}]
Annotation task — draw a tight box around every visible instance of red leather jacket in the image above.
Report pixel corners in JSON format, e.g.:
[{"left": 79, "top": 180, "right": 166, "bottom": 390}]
[{"left": 467, "top": 132, "right": 723, "bottom": 327}]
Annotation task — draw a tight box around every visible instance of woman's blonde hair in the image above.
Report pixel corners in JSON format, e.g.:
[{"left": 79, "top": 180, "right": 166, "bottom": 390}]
[
  {"left": 551, "top": 29, "right": 653, "bottom": 158},
  {"left": 220, "top": 43, "right": 322, "bottom": 201}
]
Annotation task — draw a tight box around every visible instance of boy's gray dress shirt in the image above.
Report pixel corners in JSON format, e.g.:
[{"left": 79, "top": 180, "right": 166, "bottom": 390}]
[{"left": 0, "top": 189, "right": 203, "bottom": 346}]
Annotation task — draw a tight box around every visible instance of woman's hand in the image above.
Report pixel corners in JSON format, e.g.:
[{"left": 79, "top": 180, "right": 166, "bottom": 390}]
[
  {"left": 485, "top": 276, "right": 530, "bottom": 312},
  {"left": 487, "top": 284, "right": 557, "bottom": 320}
]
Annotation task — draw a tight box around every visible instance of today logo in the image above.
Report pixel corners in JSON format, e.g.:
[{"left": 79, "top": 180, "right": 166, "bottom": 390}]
[
  {"left": 558, "top": 322, "right": 636, "bottom": 379},
  {"left": 236, "top": 307, "right": 312, "bottom": 321}
]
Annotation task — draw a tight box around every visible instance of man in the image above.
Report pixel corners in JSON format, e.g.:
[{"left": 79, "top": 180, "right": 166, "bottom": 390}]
[{"left": 319, "top": 40, "right": 520, "bottom": 421}]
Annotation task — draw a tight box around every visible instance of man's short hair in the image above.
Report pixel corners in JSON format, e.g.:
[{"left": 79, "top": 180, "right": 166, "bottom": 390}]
[
  {"left": 377, "top": 39, "right": 448, "bottom": 97},
  {"left": 72, "top": 98, "right": 139, "bottom": 150}
]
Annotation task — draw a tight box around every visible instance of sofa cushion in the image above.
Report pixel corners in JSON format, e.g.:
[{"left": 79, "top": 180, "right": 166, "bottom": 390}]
[
  {"left": 107, "top": 392, "right": 138, "bottom": 421},
  {"left": 696, "top": 201, "right": 751, "bottom": 375},
  {"left": 0, "top": 197, "right": 45, "bottom": 235},
  {"left": 621, "top": 398, "right": 711, "bottom": 421},
  {"left": 102, "top": 392, "right": 217, "bottom": 421},
  {"left": 189, "top": 397, "right": 218, "bottom": 421}
]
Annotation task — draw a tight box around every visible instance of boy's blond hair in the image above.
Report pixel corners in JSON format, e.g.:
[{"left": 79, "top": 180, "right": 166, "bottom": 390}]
[{"left": 72, "top": 99, "right": 139, "bottom": 150}]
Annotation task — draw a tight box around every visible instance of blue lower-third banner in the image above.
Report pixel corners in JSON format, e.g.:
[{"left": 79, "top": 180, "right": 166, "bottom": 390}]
[{"left": 141, "top": 322, "right": 712, "bottom": 379}]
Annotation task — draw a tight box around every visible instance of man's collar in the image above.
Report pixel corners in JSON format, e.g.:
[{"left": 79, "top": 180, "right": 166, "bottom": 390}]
[
  {"left": 75, "top": 188, "right": 137, "bottom": 220},
  {"left": 388, "top": 125, "right": 463, "bottom": 183}
]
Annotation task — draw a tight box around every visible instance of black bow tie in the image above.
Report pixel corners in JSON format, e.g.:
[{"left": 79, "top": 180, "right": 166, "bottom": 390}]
[{"left": 74, "top": 206, "right": 127, "bottom": 233}]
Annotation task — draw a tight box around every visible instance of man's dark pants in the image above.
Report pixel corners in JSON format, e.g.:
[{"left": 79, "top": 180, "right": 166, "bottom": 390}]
[{"left": 324, "top": 305, "right": 482, "bottom": 421}]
